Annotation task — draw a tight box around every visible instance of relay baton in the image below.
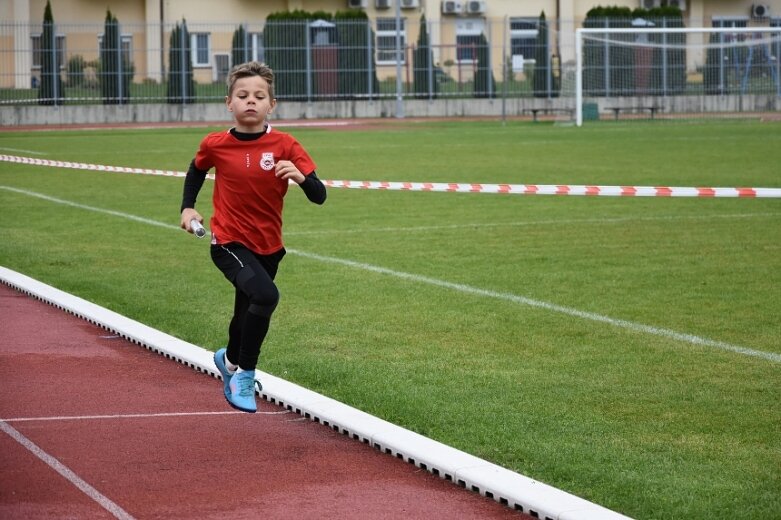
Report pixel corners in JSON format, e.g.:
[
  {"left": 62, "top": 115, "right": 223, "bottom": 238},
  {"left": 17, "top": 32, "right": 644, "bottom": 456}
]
[{"left": 190, "top": 219, "right": 206, "bottom": 238}]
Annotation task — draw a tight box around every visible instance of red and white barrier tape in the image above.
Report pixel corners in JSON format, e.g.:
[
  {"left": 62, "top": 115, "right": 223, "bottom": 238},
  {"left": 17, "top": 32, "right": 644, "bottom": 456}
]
[
  {"left": 3, "top": 154, "right": 779, "bottom": 198},
  {"left": 322, "top": 179, "right": 781, "bottom": 198},
  {"left": 0, "top": 154, "right": 211, "bottom": 180}
]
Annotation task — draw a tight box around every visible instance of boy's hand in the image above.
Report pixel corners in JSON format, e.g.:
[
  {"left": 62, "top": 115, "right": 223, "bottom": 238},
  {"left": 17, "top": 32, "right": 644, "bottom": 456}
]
[
  {"left": 181, "top": 208, "right": 203, "bottom": 234},
  {"left": 275, "top": 160, "right": 305, "bottom": 184}
]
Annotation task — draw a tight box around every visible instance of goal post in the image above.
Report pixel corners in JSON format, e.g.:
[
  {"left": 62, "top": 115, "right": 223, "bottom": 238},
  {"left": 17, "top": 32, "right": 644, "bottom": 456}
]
[{"left": 574, "top": 26, "right": 781, "bottom": 126}]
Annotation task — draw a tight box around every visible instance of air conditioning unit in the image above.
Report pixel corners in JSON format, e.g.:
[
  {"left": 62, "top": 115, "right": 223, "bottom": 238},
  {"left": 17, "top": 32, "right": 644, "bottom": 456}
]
[
  {"left": 347, "top": 0, "right": 367, "bottom": 8},
  {"left": 375, "top": 0, "right": 390, "bottom": 9},
  {"left": 465, "top": 0, "right": 486, "bottom": 14},
  {"left": 441, "top": 1, "right": 463, "bottom": 15},
  {"left": 400, "top": 0, "right": 419, "bottom": 9},
  {"left": 752, "top": 4, "right": 770, "bottom": 18}
]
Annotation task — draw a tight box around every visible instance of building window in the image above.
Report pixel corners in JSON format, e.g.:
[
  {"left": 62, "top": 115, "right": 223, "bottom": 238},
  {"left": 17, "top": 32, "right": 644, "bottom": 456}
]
[
  {"left": 711, "top": 18, "right": 748, "bottom": 28},
  {"left": 376, "top": 17, "right": 406, "bottom": 64},
  {"left": 455, "top": 19, "right": 485, "bottom": 63},
  {"left": 31, "top": 33, "right": 66, "bottom": 69},
  {"left": 711, "top": 17, "right": 749, "bottom": 46},
  {"left": 509, "top": 17, "right": 538, "bottom": 63},
  {"left": 250, "top": 33, "right": 264, "bottom": 63},
  {"left": 97, "top": 34, "right": 133, "bottom": 64},
  {"left": 191, "top": 33, "right": 211, "bottom": 67},
  {"left": 456, "top": 34, "right": 481, "bottom": 62},
  {"left": 232, "top": 32, "right": 264, "bottom": 64}
]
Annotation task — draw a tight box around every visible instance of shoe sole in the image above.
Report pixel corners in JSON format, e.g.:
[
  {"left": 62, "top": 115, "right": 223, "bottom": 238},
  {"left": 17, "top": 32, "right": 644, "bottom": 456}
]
[{"left": 226, "top": 400, "right": 257, "bottom": 413}]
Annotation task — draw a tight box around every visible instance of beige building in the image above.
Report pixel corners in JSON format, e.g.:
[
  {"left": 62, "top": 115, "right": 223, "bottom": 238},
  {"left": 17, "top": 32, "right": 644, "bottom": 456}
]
[{"left": 2, "top": 0, "right": 781, "bottom": 89}]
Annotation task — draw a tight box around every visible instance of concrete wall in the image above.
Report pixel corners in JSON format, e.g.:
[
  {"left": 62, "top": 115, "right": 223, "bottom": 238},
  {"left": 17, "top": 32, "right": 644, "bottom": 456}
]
[
  {"left": 0, "top": 98, "right": 575, "bottom": 127},
  {"left": 1, "top": 95, "right": 777, "bottom": 127}
]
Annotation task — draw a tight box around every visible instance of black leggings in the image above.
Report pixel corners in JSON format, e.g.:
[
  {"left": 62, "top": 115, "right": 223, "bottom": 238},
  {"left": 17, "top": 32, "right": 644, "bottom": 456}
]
[{"left": 210, "top": 243, "right": 285, "bottom": 371}]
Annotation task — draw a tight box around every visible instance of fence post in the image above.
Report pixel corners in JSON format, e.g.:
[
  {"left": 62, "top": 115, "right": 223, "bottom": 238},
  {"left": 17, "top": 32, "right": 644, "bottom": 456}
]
[
  {"left": 244, "top": 23, "right": 249, "bottom": 63},
  {"left": 487, "top": 22, "right": 494, "bottom": 98},
  {"left": 52, "top": 22, "right": 59, "bottom": 104},
  {"left": 179, "top": 25, "right": 186, "bottom": 104},
  {"left": 662, "top": 18, "right": 668, "bottom": 97},
  {"left": 117, "top": 21, "right": 124, "bottom": 102},
  {"left": 427, "top": 20, "right": 434, "bottom": 100},
  {"left": 604, "top": 19, "right": 610, "bottom": 98},
  {"left": 305, "top": 20, "right": 312, "bottom": 103},
  {"left": 394, "top": 0, "right": 404, "bottom": 118},
  {"left": 501, "top": 15, "right": 507, "bottom": 123},
  {"left": 366, "top": 19, "right": 374, "bottom": 100}
]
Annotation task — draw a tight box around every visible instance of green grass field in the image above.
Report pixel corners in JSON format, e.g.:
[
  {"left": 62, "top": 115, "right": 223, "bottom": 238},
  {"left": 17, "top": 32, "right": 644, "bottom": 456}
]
[{"left": 1, "top": 119, "right": 779, "bottom": 519}]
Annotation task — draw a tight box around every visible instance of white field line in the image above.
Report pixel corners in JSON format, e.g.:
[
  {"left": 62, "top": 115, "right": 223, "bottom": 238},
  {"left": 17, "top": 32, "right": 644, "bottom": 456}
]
[
  {"left": 2, "top": 185, "right": 778, "bottom": 364},
  {"left": 0, "top": 186, "right": 177, "bottom": 230},
  {"left": 288, "top": 249, "right": 781, "bottom": 363},
  {"left": 0, "top": 420, "right": 136, "bottom": 520}
]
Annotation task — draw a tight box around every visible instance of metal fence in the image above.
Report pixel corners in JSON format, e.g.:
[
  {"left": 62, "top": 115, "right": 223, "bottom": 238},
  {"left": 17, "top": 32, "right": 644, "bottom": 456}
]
[
  {"left": 0, "top": 17, "right": 567, "bottom": 105},
  {"left": 1, "top": 17, "right": 779, "bottom": 115}
]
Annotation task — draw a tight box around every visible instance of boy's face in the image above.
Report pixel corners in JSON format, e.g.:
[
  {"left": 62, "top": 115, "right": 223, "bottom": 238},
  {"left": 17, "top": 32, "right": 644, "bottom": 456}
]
[{"left": 226, "top": 75, "right": 276, "bottom": 132}]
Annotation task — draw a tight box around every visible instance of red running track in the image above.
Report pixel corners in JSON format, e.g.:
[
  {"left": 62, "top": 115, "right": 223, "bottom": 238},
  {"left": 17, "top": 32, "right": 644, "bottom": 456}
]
[{"left": 0, "top": 283, "right": 529, "bottom": 519}]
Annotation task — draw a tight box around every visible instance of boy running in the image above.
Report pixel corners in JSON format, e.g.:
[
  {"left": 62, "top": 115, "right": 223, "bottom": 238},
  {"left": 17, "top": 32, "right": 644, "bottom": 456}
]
[{"left": 180, "top": 61, "right": 326, "bottom": 413}]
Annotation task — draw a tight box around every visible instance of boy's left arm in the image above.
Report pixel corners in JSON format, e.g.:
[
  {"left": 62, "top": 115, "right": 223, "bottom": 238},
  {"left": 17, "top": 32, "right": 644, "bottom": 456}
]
[
  {"left": 275, "top": 160, "right": 326, "bottom": 205},
  {"left": 298, "top": 171, "right": 327, "bottom": 205}
]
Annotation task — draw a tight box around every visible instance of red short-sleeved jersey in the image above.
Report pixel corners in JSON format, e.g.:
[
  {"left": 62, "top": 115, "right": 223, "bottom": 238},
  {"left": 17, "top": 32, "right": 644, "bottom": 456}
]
[{"left": 194, "top": 125, "right": 316, "bottom": 255}]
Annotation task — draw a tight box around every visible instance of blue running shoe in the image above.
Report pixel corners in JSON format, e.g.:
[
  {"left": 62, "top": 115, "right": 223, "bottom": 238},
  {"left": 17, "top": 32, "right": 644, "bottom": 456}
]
[
  {"left": 213, "top": 348, "right": 234, "bottom": 402},
  {"left": 228, "top": 370, "right": 258, "bottom": 413}
]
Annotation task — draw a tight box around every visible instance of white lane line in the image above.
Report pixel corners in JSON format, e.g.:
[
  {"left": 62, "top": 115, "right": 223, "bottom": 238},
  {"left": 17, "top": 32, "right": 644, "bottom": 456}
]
[
  {"left": 0, "top": 186, "right": 178, "bottom": 230},
  {"left": 1, "top": 410, "right": 290, "bottom": 422},
  {"left": 288, "top": 249, "right": 781, "bottom": 364},
  {"left": 0, "top": 419, "right": 136, "bottom": 520},
  {"left": 2, "top": 185, "right": 778, "bottom": 363}
]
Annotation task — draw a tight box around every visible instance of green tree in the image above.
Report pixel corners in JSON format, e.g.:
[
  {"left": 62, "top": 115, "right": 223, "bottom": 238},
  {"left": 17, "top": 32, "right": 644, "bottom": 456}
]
[
  {"left": 231, "top": 24, "right": 250, "bottom": 68},
  {"left": 582, "top": 6, "right": 634, "bottom": 96},
  {"left": 473, "top": 33, "right": 495, "bottom": 98},
  {"left": 703, "top": 32, "right": 725, "bottom": 95},
  {"left": 100, "top": 10, "right": 131, "bottom": 104},
  {"left": 264, "top": 11, "right": 317, "bottom": 100},
  {"left": 167, "top": 19, "right": 196, "bottom": 104},
  {"left": 38, "top": 0, "right": 63, "bottom": 106},
  {"left": 648, "top": 6, "right": 686, "bottom": 95},
  {"left": 412, "top": 15, "right": 438, "bottom": 99},
  {"left": 66, "top": 55, "right": 86, "bottom": 87},
  {"left": 533, "top": 11, "right": 560, "bottom": 98},
  {"left": 335, "top": 10, "right": 380, "bottom": 100}
]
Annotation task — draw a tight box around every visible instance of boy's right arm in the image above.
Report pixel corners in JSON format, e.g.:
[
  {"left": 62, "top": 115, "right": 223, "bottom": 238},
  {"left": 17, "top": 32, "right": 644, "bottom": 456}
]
[{"left": 180, "top": 159, "right": 209, "bottom": 232}]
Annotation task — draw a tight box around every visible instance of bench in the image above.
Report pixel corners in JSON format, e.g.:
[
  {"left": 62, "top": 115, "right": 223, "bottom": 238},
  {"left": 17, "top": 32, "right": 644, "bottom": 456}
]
[
  {"left": 527, "top": 108, "right": 575, "bottom": 122},
  {"left": 607, "top": 106, "right": 662, "bottom": 120}
]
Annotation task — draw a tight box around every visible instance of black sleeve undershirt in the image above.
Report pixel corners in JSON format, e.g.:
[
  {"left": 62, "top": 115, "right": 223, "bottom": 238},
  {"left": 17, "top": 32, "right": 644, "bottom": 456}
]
[
  {"left": 180, "top": 159, "right": 208, "bottom": 213},
  {"left": 300, "top": 171, "right": 327, "bottom": 205}
]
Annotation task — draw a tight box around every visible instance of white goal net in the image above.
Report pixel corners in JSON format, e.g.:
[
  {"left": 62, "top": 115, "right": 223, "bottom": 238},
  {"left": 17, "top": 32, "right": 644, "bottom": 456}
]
[{"left": 574, "top": 26, "right": 781, "bottom": 125}]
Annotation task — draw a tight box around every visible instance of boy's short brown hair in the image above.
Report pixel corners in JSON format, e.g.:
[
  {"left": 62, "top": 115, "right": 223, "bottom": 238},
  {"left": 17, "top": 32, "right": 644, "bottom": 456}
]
[{"left": 227, "top": 61, "right": 275, "bottom": 99}]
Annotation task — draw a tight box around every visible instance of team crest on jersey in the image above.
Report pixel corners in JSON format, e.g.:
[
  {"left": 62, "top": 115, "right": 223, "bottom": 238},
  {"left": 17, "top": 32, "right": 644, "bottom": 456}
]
[{"left": 260, "top": 152, "right": 275, "bottom": 171}]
